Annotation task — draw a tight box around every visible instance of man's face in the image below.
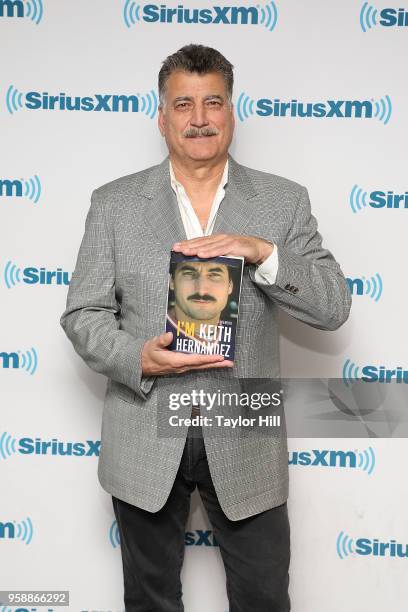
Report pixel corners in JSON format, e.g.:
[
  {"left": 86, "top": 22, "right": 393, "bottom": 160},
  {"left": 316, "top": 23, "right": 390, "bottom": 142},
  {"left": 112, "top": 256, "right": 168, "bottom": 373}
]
[
  {"left": 170, "top": 261, "right": 233, "bottom": 321},
  {"left": 158, "top": 70, "right": 235, "bottom": 164}
]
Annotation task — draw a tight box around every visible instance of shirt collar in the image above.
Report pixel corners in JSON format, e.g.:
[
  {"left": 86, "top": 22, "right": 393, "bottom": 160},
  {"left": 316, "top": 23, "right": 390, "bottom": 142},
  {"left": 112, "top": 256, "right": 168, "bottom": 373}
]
[{"left": 169, "top": 158, "right": 229, "bottom": 193}]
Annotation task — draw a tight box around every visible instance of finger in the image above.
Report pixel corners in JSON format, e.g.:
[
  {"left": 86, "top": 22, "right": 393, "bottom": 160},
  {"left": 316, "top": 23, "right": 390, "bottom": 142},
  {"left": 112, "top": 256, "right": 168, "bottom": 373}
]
[
  {"left": 173, "top": 235, "right": 232, "bottom": 250},
  {"left": 171, "top": 353, "right": 226, "bottom": 367},
  {"left": 192, "top": 239, "right": 237, "bottom": 258},
  {"left": 174, "top": 359, "right": 234, "bottom": 371},
  {"left": 156, "top": 331, "right": 173, "bottom": 347},
  {"left": 174, "top": 234, "right": 228, "bottom": 245},
  {"left": 195, "top": 246, "right": 235, "bottom": 258},
  {"left": 153, "top": 360, "right": 234, "bottom": 375},
  {"left": 186, "top": 361, "right": 234, "bottom": 371},
  {"left": 183, "top": 237, "right": 231, "bottom": 251}
]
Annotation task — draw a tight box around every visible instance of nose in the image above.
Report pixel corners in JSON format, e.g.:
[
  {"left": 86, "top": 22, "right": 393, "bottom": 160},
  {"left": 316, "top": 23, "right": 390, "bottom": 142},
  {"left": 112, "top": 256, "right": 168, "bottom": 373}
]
[
  {"left": 190, "top": 103, "right": 209, "bottom": 128},
  {"left": 195, "top": 275, "right": 211, "bottom": 295}
]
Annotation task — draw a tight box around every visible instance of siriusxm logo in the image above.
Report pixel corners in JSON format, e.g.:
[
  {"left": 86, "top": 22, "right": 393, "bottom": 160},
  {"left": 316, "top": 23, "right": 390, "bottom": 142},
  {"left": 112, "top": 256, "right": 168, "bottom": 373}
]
[
  {"left": 4, "top": 609, "right": 56, "bottom": 612},
  {"left": 237, "top": 93, "right": 392, "bottom": 124},
  {"left": 346, "top": 274, "right": 383, "bottom": 301},
  {"left": 185, "top": 529, "right": 219, "bottom": 546},
  {"left": 0, "top": 517, "right": 33, "bottom": 544},
  {"left": 343, "top": 359, "right": 408, "bottom": 386},
  {"left": 109, "top": 521, "right": 218, "bottom": 548},
  {"left": 289, "top": 447, "right": 375, "bottom": 475},
  {"left": 109, "top": 521, "right": 121, "bottom": 548},
  {"left": 0, "top": 175, "right": 41, "bottom": 203},
  {"left": 0, "top": 0, "right": 43, "bottom": 24},
  {"left": 0, "top": 432, "right": 101, "bottom": 460},
  {"left": 337, "top": 531, "right": 408, "bottom": 559},
  {"left": 4, "top": 261, "right": 71, "bottom": 288},
  {"left": 350, "top": 185, "right": 408, "bottom": 213},
  {"left": 6, "top": 86, "right": 158, "bottom": 117},
  {"left": 123, "top": 1, "right": 278, "bottom": 31},
  {"left": 0, "top": 347, "right": 38, "bottom": 374},
  {"left": 360, "top": 2, "right": 408, "bottom": 31}
]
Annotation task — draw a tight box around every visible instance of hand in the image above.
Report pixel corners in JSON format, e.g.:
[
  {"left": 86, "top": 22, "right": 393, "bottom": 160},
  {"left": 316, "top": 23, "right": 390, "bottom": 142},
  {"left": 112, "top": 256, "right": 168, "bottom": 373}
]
[
  {"left": 141, "top": 331, "right": 234, "bottom": 376},
  {"left": 172, "top": 233, "right": 274, "bottom": 265}
]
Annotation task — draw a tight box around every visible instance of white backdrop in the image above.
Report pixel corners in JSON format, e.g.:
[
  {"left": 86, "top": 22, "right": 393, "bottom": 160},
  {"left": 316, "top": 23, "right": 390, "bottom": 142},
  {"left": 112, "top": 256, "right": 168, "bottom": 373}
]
[{"left": 1, "top": 1, "right": 407, "bottom": 611}]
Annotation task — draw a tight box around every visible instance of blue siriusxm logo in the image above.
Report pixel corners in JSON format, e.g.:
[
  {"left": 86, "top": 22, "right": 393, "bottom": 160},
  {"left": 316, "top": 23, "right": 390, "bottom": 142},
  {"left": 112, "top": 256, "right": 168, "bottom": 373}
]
[
  {"left": 4, "top": 261, "right": 71, "bottom": 288},
  {"left": 337, "top": 531, "right": 408, "bottom": 559},
  {"left": 0, "top": 0, "right": 43, "bottom": 23},
  {"left": 109, "top": 520, "right": 120, "bottom": 548},
  {"left": 360, "top": 2, "right": 408, "bottom": 31},
  {"left": 236, "top": 93, "right": 392, "bottom": 123},
  {"left": 110, "top": 521, "right": 218, "bottom": 547},
  {"left": 6, "top": 86, "right": 158, "bottom": 117},
  {"left": 185, "top": 529, "right": 219, "bottom": 546},
  {"left": 346, "top": 273, "right": 383, "bottom": 301},
  {"left": 2, "top": 609, "right": 56, "bottom": 612},
  {"left": 350, "top": 185, "right": 408, "bottom": 212},
  {"left": 122, "top": 1, "right": 278, "bottom": 31},
  {"left": 0, "top": 347, "right": 38, "bottom": 374},
  {"left": 0, "top": 175, "right": 41, "bottom": 203},
  {"left": 0, "top": 517, "right": 33, "bottom": 544},
  {"left": 0, "top": 432, "right": 101, "bottom": 460},
  {"left": 289, "top": 447, "right": 375, "bottom": 475},
  {"left": 342, "top": 359, "right": 408, "bottom": 386}
]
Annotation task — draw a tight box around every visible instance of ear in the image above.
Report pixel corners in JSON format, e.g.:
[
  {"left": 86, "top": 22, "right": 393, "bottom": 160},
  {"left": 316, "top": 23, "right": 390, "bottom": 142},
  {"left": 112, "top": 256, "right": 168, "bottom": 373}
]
[
  {"left": 230, "top": 103, "right": 235, "bottom": 130},
  {"left": 158, "top": 106, "right": 166, "bottom": 137},
  {"left": 228, "top": 280, "right": 233, "bottom": 295},
  {"left": 169, "top": 275, "right": 175, "bottom": 291}
]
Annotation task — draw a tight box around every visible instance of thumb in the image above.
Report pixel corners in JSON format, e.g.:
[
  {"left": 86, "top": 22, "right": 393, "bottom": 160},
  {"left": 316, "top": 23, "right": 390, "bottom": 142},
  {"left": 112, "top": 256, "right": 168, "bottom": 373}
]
[{"left": 157, "top": 331, "right": 173, "bottom": 347}]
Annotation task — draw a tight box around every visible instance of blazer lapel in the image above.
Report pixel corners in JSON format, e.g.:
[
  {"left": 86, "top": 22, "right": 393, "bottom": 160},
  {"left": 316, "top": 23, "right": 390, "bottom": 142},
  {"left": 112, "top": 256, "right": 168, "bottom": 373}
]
[
  {"left": 212, "top": 154, "right": 258, "bottom": 236},
  {"left": 141, "top": 154, "right": 258, "bottom": 252},
  {"left": 142, "top": 156, "right": 187, "bottom": 253}
]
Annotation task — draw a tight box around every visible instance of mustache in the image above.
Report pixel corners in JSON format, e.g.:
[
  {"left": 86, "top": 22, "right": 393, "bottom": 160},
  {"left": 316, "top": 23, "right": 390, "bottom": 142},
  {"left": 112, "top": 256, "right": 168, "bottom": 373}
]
[
  {"left": 183, "top": 126, "right": 219, "bottom": 138},
  {"left": 187, "top": 294, "right": 216, "bottom": 302}
]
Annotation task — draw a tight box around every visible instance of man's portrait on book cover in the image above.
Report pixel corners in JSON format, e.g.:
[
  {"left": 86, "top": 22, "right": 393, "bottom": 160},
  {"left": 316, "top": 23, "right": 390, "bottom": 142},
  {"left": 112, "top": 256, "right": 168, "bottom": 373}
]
[{"left": 165, "top": 252, "right": 243, "bottom": 360}]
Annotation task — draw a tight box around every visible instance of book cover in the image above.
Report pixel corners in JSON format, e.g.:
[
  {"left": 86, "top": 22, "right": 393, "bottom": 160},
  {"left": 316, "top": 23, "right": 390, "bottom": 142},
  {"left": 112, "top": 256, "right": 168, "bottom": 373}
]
[{"left": 165, "top": 251, "right": 244, "bottom": 362}]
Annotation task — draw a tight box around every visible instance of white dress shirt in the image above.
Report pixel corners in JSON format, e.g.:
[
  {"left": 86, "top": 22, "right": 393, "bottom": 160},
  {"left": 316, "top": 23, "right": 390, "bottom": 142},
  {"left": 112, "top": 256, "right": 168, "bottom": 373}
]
[{"left": 169, "top": 159, "right": 279, "bottom": 285}]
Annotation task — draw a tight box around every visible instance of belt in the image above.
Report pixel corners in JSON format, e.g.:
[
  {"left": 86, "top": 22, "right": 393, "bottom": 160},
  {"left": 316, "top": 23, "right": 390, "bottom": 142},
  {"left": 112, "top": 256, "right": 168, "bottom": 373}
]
[{"left": 191, "top": 405, "right": 200, "bottom": 417}]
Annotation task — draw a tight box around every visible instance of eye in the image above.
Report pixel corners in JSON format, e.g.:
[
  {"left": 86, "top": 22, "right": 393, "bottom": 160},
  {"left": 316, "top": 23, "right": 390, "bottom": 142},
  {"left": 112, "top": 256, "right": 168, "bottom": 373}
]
[
  {"left": 206, "top": 100, "right": 222, "bottom": 107},
  {"left": 175, "top": 102, "right": 190, "bottom": 110}
]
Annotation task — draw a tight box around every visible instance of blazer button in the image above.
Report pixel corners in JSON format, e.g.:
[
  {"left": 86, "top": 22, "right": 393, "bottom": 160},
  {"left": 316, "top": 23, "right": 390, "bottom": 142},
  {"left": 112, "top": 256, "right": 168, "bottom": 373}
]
[
  {"left": 285, "top": 283, "right": 291, "bottom": 290},
  {"left": 293, "top": 287, "right": 299, "bottom": 293}
]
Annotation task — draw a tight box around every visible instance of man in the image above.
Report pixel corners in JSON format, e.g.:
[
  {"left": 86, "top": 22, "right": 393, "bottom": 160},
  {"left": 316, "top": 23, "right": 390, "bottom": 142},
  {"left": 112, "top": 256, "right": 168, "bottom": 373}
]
[
  {"left": 60, "top": 44, "right": 351, "bottom": 611},
  {"left": 166, "top": 256, "right": 238, "bottom": 357}
]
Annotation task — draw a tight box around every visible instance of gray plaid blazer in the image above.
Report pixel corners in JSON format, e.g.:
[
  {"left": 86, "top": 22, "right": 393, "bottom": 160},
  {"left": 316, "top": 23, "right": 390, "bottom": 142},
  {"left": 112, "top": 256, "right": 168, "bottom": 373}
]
[{"left": 60, "top": 154, "right": 351, "bottom": 520}]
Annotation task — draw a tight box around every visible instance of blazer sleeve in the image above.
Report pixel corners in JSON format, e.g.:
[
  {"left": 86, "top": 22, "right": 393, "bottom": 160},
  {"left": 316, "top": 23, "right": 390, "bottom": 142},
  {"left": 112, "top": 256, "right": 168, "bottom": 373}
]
[
  {"left": 248, "top": 185, "right": 352, "bottom": 331},
  {"left": 60, "top": 188, "right": 155, "bottom": 401}
]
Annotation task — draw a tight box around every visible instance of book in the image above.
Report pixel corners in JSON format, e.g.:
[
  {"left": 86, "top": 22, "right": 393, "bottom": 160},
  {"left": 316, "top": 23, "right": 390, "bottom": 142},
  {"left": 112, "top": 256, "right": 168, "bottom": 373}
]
[{"left": 165, "top": 251, "right": 244, "bottom": 362}]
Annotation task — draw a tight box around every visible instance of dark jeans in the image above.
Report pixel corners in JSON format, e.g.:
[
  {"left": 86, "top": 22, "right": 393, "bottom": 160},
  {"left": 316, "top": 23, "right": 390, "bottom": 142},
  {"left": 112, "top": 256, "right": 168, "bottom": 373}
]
[{"left": 112, "top": 419, "right": 291, "bottom": 612}]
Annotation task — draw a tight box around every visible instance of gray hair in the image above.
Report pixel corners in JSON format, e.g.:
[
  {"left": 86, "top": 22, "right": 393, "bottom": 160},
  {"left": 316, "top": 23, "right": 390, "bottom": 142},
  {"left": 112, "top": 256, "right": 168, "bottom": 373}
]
[{"left": 158, "top": 44, "right": 234, "bottom": 108}]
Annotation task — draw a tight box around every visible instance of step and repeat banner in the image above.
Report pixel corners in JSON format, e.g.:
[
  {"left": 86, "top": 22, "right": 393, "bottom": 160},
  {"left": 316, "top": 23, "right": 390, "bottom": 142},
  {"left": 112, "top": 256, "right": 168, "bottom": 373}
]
[{"left": 1, "top": 1, "right": 407, "bottom": 611}]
